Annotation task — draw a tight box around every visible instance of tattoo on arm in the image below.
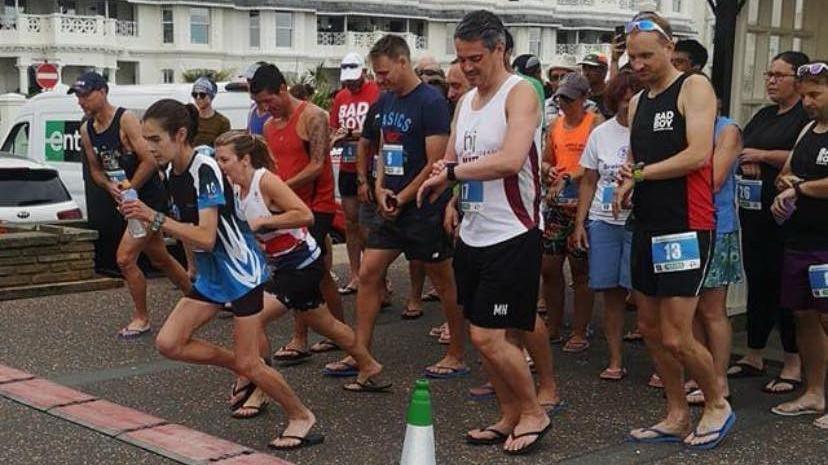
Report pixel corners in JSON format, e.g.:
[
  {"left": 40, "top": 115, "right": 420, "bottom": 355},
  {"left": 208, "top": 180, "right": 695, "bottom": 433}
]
[{"left": 306, "top": 111, "right": 330, "bottom": 165}]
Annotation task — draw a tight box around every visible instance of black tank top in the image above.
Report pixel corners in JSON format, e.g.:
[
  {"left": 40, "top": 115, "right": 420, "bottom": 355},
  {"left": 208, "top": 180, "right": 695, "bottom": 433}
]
[
  {"left": 630, "top": 73, "right": 714, "bottom": 232},
  {"left": 787, "top": 123, "right": 828, "bottom": 250},
  {"left": 87, "top": 107, "right": 166, "bottom": 208}
]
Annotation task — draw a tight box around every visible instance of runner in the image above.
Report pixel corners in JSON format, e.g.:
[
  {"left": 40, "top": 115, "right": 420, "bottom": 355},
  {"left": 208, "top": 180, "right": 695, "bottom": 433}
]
[
  {"left": 335, "top": 34, "right": 468, "bottom": 389},
  {"left": 244, "top": 62, "right": 271, "bottom": 136},
  {"left": 769, "top": 61, "right": 828, "bottom": 430},
  {"left": 543, "top": 64, "right": 575, "bottom": 122},
  {"left": 615, "top": 12, "right": 733, "bottom": 448},
  {"left": 250, "top": 64, "right": 346, "bottom": 360},
  {"left": 542, "top": 72, "right": 603, "bottom": 351},
  {"left": 190, "top": 77, "right": 230, "bottom": 148},
  {"left": 120, "top": 99, "right": 322, "bottom": 450},
  {"left": 418, "top": 10, "right": 551, "bottom": 454},
  {"left": 213, "top": 130, "right": 384, "bottom": 416},
  {"left": 672, "top": 39, "right": 708, "bottom": 73},
  {"left": 571, "top": 70, "right": 642, "bottom": 380},
  {"left": 330, "top": 52, "right": 381, "bottom": 296},
  {"left": 73, "top": 71, "right": 191, "bottom": 338}
]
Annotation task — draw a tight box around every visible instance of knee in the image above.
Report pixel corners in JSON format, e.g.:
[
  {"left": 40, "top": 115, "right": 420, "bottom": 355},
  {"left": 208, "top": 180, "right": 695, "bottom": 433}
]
[
  {"left": 116, "top": 249, "right": 137, "bottom": 271},
  {"left": 155, "top": 332, "right": 182, "bottom": 360},
  {"left": 661, "top": 333, "right": 691, "bottom": 357},
  {"left": 234, "top": 354, "right": 265, "bottom": 379},
  {"left": 469, "top": 327, "right": 497, "bottom": 353},
  {"left": 358, "top": 265, "right": 381, "bottom": 285}
]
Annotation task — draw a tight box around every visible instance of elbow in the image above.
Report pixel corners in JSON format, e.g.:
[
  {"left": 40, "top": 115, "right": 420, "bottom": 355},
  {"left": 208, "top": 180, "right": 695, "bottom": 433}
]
[
  {"left": 198, "top": 237, "right": 216, "bottom": 252},
  {"left": 302, "top": 209, "right": 314, "bottom": 228},
  {"left": 504, "top": 158, "right": 525, "bottom": 176},
  {"left": 689, "top": 152, "right": 710, "bottom": 171}
]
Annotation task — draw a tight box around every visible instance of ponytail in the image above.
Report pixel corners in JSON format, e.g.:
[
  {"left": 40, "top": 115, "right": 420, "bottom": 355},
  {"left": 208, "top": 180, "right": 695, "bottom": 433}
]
[
  {"left": 143, "top": 99, "right": 199, "bottom": 144},
  {"left": 214, "top": 130, "right": 275, "bottom": 171}
]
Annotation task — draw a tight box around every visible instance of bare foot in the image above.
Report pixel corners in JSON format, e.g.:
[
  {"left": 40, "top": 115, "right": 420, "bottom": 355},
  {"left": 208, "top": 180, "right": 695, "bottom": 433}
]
[
  {"left": 684, "top": 403, "right": 734, "bottom": 446},
  {"left": 467, "top": 418, "right": 516, "bottom": 442},
  {"left": 425, "top": 355, "right": 465, "bottom": 377},
  {"left": 629, "top": 418, "right": 690, "bottom": 441},
  {"left": 269, "top": 410, "right": 317, "bottom": 449},
  {"left": 504, "top": 412, "right": 551, "bottom": 453},
  {"left": 771, "top": 393, "right": 826, "bottom": 416}
]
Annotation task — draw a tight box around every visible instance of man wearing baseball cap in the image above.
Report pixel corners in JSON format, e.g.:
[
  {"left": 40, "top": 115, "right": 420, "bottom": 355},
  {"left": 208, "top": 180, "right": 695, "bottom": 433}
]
[
  {"left": 578, "top": 52, "right": 613, "bottom": 118},
  {"left": 190, "top": 76, "right": 230, "bottom": 147}
]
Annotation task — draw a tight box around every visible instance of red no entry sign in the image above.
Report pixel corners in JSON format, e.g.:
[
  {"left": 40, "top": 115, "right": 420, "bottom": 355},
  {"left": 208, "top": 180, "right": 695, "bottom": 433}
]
[{"left": 36, "top": 63, "right": 59, "bottom": 89}]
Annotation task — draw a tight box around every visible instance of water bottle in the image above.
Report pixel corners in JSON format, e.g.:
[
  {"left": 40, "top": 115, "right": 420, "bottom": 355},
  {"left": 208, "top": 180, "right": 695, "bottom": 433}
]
[{"left": 120, "top": 181, "right": 147, "bottom": 238}]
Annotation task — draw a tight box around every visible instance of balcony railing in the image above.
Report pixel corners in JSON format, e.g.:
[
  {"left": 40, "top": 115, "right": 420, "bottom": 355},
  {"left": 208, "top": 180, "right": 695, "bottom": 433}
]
[
  {"left": 557, "top": 0, "right": 640, "bottom": 9},
  {"left": 316, "top": 30, "right": 427, "bottom": 50},
  {"left": 115, "top": 20, "right": 138, "bottom": 37},
  {"left": 0, "top": 13, "right": 139, "bottom": 40}
]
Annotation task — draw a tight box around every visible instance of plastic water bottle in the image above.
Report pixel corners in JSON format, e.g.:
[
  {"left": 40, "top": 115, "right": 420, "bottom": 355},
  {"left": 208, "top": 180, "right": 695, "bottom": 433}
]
[{"left": 120, "top": 181, "right": 147, "bottom": 238}]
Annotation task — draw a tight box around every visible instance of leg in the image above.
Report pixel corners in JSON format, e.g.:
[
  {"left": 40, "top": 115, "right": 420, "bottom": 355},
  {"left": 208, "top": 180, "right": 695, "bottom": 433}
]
[
  {"left": 142, "top": 233, "right": 191, "bottom": 294},
  {"left": 568, "top": 254, "right": 594, "bottom": 343},
  {"left": 541, "top": 254, "right": 565, "bottom": 340},
  {"left": 116, "top": 232, "right": 152, "bottom": 330},
  {"left": 603, "top": 287, "right": 627, "bottom": 372},
  {"left": 523, "top": 314, "right": 560, "bottom": 405},
  {"left": 696, "top": 288, "right": 732, "bottom": 397},
  {"left": 355, "top": 249, "right": 400, "bottom": 351},
  {"left": 423, "top": 260, "right": 466, "bottom": 373},
  {"left": 299, "top": 305, "right": 382, "bottom": 379},
  {"left": 738, "top": 223, "right": 772, "bottom": 368},
  {"left": 404, "top": 260, "right": 426, "bottom": 318},
  {"left": 155, "top": 298, "right": 234, "bottom": 367},
  {"left": 341, "top": 196, "right": 362, "bottom": 291},
  {"left": 772, "top": 311, "right": 827, "bottom": 414}
]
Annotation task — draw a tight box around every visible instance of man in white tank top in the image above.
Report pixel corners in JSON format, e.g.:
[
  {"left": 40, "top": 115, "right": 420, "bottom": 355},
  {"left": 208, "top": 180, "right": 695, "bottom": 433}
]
[{"left": 418, "top": 10, "right": 552, "bottom": 455}]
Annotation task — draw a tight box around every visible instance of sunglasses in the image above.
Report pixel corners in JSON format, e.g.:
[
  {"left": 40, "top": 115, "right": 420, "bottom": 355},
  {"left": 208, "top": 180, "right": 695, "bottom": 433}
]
[
  {"left": 417, "top": 69, "right": 444, "bottom": 78},
  {"left": 625, "top": 19, "right": 671, "bottom": 41},
  {"left": 797, "top": 62, "right": 828, "bottom": 78},
  {"left": 340, "top": 63, "right": 360, "bottom": 69},
  {"left": 192, "top": 92, "right": 210, "bottom": 99}
]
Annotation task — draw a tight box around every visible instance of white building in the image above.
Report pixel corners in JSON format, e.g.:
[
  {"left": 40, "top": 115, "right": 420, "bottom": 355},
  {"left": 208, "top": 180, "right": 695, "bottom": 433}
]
[{"left": 0, "top": 0, "right": 701, "bottom": 94}]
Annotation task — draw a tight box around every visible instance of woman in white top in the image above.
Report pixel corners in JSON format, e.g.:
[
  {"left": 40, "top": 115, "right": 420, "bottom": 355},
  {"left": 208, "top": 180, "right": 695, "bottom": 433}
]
[{"left": 571, "top": 71, "right": 643, "bottom": 381}]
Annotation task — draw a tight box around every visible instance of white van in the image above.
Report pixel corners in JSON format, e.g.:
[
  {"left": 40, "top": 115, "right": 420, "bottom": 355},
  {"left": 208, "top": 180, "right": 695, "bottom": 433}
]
[{"left": 0, "top": 83, "right": 253, "bottom": 217}]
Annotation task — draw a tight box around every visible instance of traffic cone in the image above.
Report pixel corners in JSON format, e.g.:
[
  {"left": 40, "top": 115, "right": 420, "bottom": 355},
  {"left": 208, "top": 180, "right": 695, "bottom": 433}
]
[{"left": 400, "top": 379, "right": 436, "bottom": 465}]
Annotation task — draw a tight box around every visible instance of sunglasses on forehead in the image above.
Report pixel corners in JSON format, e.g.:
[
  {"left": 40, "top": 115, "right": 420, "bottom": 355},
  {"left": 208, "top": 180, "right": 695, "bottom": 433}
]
[
  {"left": 192, "top": 92, "right": 209, "bottom": 99},
  {"left": 625, "top": 19, "right": 671, "bottom": 41},
  {"left": 798, "top": 62, "right": 828, "bottom": 78}
]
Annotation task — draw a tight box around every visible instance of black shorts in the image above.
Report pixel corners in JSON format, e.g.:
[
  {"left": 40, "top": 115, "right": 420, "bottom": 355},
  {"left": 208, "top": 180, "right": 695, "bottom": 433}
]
[
  {"left": 631, "top": 229, "right": 714, "bottom": 297},
  {"left": 266, "top": 259, "right": 325, "bottom": 311},
  {"left": 454, "top": 228, "right": 541, "bottom": 331},
  {"left": 309, "top": 212, "right": 333, "bottom": 256},
  {"left": 366, "top": 207, "right": 453, "bottom": 262},
  {"left": 187, "top": 283, "right": 265, "bottom": 317},
  {"left": 338, "top": 171, "right": 358, "bottom": 198}
]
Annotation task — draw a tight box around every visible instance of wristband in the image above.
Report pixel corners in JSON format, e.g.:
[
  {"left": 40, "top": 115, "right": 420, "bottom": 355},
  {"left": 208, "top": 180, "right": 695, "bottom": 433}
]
[
  {"left": 446, "top": 162, "right": 458, "bottom": 182},
  {"left": 150, "top": 212, "right": 166, "bottom": 232},
  {"left": 632, "top": 162, "right": 645, "bottom": 184},
  {"left": 794, "top": 180, "right": 804, "bottom": 198}
]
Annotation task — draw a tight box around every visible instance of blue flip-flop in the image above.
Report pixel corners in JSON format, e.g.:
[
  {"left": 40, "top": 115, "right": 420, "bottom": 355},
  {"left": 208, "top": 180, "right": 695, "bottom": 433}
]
[
  {"left": 626, "top": 427, "right": 684, "bottom": 444},
  {"left": 423, "top": 366, "right": 471, "bottom": 379},
  {"left": 322, "top": 362, "right": 358, "bottom": 378},
  {"left": 685, "top": 411, "right": 736, "bottom": 450},
  {"left": 543, "top": 400, "right": 566, "bottom": 417}
]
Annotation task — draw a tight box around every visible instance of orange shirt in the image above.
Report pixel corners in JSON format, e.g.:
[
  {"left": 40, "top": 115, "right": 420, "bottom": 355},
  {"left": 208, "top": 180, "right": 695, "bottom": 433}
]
[{"left": 547, "top": 112, "right": 596, "bottom": 175}]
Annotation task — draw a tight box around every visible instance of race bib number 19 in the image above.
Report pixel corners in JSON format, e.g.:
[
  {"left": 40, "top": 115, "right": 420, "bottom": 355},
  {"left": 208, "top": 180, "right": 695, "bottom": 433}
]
[
  {"left": 808, "top": 264, "right": 828, "bottom": 298},
  {"left": 460, "top": 181, "right": 484, "bottom": 213},
  {"left": 651, "top": 232, "right": 701, "bottom": 274},
  {"left": 383, "top": 144, "right": 404, "bottom": 176}
]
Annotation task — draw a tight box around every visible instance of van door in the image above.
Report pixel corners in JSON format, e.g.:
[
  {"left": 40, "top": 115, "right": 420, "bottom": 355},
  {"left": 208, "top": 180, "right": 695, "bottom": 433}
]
[{"left": 40, "top": 113, "right": 86, "bottom": 216}]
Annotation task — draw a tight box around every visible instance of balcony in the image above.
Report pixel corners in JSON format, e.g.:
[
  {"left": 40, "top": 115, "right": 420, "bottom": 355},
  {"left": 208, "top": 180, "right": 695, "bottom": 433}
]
[
  {"left": 0, "top": 13, "right": 139, "bottom": 52},
  {"left": 557, "top": 0, "right": 641, "bottom": 9},
  {"left": 555, "top": 43, "right": 613, "bottom": 66},
  {"left": 316, "top": 31, "right": 427, "bottom": 51}
]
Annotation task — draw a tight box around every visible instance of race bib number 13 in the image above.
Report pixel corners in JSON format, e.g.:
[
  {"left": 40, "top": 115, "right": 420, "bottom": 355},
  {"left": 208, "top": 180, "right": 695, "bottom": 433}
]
[{"left": 651, "top": 232, "right": 701, "bottom": 274}]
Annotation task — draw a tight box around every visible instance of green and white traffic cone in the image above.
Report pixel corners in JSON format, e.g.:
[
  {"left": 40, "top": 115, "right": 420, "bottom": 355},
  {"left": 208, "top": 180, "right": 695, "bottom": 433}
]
[{"left": 400, "top": 379, "right": 436, "bottom": 465}]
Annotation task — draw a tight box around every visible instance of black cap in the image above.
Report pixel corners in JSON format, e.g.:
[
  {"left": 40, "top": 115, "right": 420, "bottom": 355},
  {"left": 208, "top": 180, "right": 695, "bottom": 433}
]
[
  {"left": 513, "top": 54, "right": 541, "bottom": 75},
  {"left": 67, "top": 71, "right": 108, "bottom": 95}
]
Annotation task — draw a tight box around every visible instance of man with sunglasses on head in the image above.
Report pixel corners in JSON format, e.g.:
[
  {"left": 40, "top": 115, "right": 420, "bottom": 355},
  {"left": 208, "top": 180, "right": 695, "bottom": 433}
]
[
  {"left": 769, "top": 61, "right": 828, "bottom": 430},
  {"left": 191, "top": 77, "right": 230, "bottom": 147},
  {"left": 73, "top": 71, "right": 191, "bottom": 338},
  {"left": 613, "top": 12, "right": 734, "bottom": 449}
]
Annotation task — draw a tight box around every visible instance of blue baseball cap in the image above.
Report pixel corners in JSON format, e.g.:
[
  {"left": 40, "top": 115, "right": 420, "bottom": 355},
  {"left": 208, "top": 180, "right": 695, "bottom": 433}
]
[{"left": 68, "top": 71, "right": 108, "bottom": 95}]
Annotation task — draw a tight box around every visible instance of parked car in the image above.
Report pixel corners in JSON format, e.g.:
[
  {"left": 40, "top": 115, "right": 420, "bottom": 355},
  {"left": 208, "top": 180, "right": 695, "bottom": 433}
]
[{"left": 0, "top": 153, "right": 82, "bottom": 223}]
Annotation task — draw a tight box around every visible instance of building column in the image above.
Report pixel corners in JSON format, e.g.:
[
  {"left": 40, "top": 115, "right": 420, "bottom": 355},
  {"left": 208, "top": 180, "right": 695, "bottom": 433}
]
[
  {"left": 16, "top": 61, "right": 29, "bottom": 95},
  {"left": 108, "top": 66, "right": 118, "bottom": 85}
]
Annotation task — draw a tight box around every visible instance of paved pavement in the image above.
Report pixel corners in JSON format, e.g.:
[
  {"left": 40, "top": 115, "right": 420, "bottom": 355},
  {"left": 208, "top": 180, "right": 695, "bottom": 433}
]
[{"left": 0, "top": 246, "right": 825, "bottom": 465}]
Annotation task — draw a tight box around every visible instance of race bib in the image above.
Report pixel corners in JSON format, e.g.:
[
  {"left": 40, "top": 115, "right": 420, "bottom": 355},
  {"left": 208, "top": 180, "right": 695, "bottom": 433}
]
[
  {"left": 383, "top": 144, "right": 404, "bottom": 176},
  {"left": 651, "top": 232, "right": 701, "bottom": 274},
  {"left": 555, "top": 180, "right": 578, "bottom": 207},
  {"left": 460, "top": 181, "right": 484, "bottom": 213},
  {"left": 737, "top": 177, "right": 762, "bottom": 210},
  {"left": 808, "top": 264, "right": 828, "bottom": 298},
  {"left": 341, "top": 143, "right": 357, "bottom": 163},
  {"left": 599, "top": 184, "right": 615, "bottom": 212}
]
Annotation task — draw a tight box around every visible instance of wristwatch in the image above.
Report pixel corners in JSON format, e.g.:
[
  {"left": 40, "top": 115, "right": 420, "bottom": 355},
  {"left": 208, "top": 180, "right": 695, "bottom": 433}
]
[
  {"left": 149, "top": 211, "right": 166, "bottom": 232},
  {"left": 793, "top": 180, "right": 805, "bottom": 197},
  {"left": 446, "top": 162, "right": 458, "bottom": 182},
  {"left": 632, "top": 162, "right": 646, "bottom": 184}
]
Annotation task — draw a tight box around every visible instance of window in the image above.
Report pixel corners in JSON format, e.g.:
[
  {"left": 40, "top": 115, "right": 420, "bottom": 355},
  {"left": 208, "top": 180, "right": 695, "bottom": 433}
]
[
  {"left": 0, "top": 168, "right": 72, "bottom": 207},
  {"left": 190, "top": 7, "right": 210, "bottom": 45},
  {"left": 673, "top": 0, "right": 682, "bottom": 13},
  {"left": 275, "top": 12, "right": 293, "bottom": 47},
  {"left": 249, "top": 10, "right": 260, "bottom": 48},
  {"left": 528, "top": 27, "right": 542, "bottom": 57},
  {"left": 162, "top": 69, "right": 174, "bottom": 83},
  {"left": 1, "top": 122, "right": 29, "bottom": 156},
  {"left": 162, "top": 8, "right": 173, "bottom": 43},
  {"left": 445, "top": 23, "right": 457, "bottom": 55}
]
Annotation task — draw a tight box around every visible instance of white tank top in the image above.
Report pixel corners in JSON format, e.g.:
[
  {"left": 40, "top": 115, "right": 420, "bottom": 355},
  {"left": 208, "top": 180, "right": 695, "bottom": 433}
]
[
  {"left": 237, "top": 168, "right": 319, "bottom": 269},
  {"left": 455, "top": 74, "right": 543, "bottom": 247}
]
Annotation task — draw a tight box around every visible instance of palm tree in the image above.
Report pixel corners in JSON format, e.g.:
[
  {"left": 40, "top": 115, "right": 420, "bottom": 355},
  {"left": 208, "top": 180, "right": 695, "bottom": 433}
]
[{"left": 181, "top": 68, "right": 235, "bottom": 83}]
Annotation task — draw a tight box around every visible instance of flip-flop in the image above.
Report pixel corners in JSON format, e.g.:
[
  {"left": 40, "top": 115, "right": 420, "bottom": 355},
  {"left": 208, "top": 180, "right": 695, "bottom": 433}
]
[
  {"left": 438, "top": 332, "right": 451, "bottom": 345},
  {"left": 322, "top": 361, "right": 359, "bottom": 378},
  {"left": 310, "top": 339, "right": 340, "bottom": 353},
  {"left": 229, "top": 380, "right": 256, "bottom": 411},
  {"left": 231, "top": 388, "right": 268, "bottom": 419},
  {"left": 117, "top": 325, "right": 151, "bottom": 339},
  {"left": 542, "top": 400, "right": 566, "bottom": 417},
  {"left": 337, "top": 284, "right": 358, "bottom": 295},
  {"left": 466, "top": 427, "right": 509, "bottom": 445},
  {"left": 622, "top": 331, "right": 643, "bottom": 342},
  {"left": 762, "top": 377, "right": 802, "bottom": 394},
  {"left": 549, "top": 335, "right": 564, "bottom": 345},
  {"left": 401, "top": 308, "right": 424, "bottom": 320},
  {"left": 726, "top": 361, "right": 765, "bottom": 378},
  {"left": 469, "top": 384, "right": 496, "bottom": 401},
  {"left": 423, "top": 365, "right": 470, "bottom": 380},
  {"left": 627, "top": 427, "right": 684, "bottom": 444},
  {"left": 686, "top": 389, "right": 732, "bottom": 407},
  {"left": 770, "top": 403, "right": 825, "bottom": 417},
  {"left": 599, "top": 368, "right": 627, "bottom": 381},
  {"left": 814, "top": 414, "right": 828, "bottom": 429},
  {"left": 503, "top": 420, "right": 553, "bottom": 455},
  {"left": 685, "top": 411, "right": 736, "bottom": 450},
  {"left": 648, "top": 373, "right": 664, "bottom": 389},
  {"left": 562, "top": 338, "right": 590, "bottom": 353},
  {"left": 273, "top": 346, "right": 312, "bottom": 366},
  {"left": 268, "top": 432, "right": 325, "bottom": 451},
  {"left": 421, "top": 290, "right": 440, "bottom": 302},
  {"left": 343, "top": 376, "right": 392, "bottom": 393}
]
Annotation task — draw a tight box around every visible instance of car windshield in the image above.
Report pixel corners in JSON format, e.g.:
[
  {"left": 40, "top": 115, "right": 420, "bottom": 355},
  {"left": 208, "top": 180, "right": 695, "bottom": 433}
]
[{"left": 0, "top": 168, "right": 71, "bottom": 207}]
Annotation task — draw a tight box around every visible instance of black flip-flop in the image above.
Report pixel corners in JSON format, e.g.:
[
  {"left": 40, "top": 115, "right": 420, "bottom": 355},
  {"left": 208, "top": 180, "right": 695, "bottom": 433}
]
[
  {"left": 421, "top": 290, "right": 440, "bottom": 302},
  {"left": 268, "top": 432, "right": 325, "bottom": 451},
  {"left": 762, "top": 377, "right": 802, "bottom": 394},
  {"left": 273, "top": 346, "right": 312, "bottom": 366},
  {"left": 343, "top": 376, "right": 392, "bottom": 393},
  {"left": 401, "top": 308, "right": 424, "bottom": 320},
  {"left": 231, "top": 389, "right": 268, "bottom": 419},
  {"left": 229, "top": 380, "right": 256, "bottom": 411},
  {"left": 503, "top": 421, "right": 553, "bottom": 455},
  {"left": 727, "top": 361, "right": 765, "bottom": 378},
  {"left": 466, "top": 427, "right": 509, "bottom": 445}
]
